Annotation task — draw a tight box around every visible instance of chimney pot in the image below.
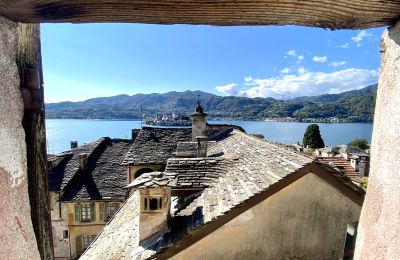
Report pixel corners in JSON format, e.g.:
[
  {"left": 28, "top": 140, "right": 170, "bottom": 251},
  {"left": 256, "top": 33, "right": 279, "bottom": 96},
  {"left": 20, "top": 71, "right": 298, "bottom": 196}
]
[
  {"left": 79, "top": 153, "right": 88, "bottom": 172},
  {"left": 196, "top": 136, "right": 208, "bottom": 157},
  {"left": 70, "top": 141, "right": 78, "bottom": 149}
]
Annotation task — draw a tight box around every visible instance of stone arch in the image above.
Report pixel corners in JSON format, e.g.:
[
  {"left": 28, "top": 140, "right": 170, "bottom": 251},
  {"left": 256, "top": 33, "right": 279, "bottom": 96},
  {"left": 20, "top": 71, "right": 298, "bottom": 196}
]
[{"left": 134, "top": 168, "right": 155, "bottom": 179}]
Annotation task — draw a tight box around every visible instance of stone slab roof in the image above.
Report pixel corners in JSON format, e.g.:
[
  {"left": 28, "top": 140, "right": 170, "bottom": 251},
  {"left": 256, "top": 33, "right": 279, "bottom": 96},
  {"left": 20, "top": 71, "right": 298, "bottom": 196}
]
[
  {"left": 48, "top": 138, "right": 106, "bottom": 192},
  {"left": 48, "top": 138, "right": 132, "bottom": 201},
  {"left": 81, "top": 130, "right": 364, "bottom": 259},
  {"left": 127, "top": 157, "right": 225, "bottom": 190},
  {"left": 81, "top": 130, "right": 324, "bottom": 259},
  {"left": 122, "top": 125, "right": 244, "bottom": 166}
]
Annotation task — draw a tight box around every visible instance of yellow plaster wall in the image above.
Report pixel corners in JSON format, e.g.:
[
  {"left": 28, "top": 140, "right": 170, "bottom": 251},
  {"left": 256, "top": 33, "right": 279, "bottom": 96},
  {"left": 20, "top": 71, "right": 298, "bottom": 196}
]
[
  {"left": 65, "top": 201, "right": 122, "bottom": 257},
  {"left": 173, "top": 172, "right": 361, "bottom": 260}
]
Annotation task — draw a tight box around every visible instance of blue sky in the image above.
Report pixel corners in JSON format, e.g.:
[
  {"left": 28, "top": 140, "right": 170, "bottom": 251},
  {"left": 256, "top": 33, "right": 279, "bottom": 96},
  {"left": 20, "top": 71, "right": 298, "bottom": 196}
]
[{"left": 41, "top": 24, "right": 384, "bottom": 103}]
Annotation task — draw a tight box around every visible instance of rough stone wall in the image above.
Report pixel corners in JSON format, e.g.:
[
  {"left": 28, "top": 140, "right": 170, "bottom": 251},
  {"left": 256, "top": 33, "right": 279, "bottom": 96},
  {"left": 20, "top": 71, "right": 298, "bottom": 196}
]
[
  {"left": 0, "top": 15, "right": 40, "bottom": 259},
  {"left": 50, "top": 192, "right": 70, "bottom": 259},
  {"left": 173, "top": 173, "right": 361, "bottom": 260},
  {"left": 354, "top": 21, "right": 400, "bottom": 259}
]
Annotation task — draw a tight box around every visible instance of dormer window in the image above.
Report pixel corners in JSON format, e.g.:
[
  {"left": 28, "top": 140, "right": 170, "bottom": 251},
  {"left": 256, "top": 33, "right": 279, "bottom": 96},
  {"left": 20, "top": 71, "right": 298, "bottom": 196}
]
[{"left": 137, "top": 187, "right": 171, "bottom": 241}]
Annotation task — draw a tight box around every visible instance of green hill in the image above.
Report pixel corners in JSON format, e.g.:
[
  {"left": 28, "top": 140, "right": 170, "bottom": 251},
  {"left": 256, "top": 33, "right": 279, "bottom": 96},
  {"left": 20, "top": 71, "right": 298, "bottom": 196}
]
[{"left": 45, "top": 84, "right": 377, "bottom": 122}]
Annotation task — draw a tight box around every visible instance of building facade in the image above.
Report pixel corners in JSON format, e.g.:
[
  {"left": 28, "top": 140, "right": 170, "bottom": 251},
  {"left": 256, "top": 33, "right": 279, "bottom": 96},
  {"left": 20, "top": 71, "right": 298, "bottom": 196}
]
[{"left": 48, "top": 138, "right": 131, "bottom": 258}]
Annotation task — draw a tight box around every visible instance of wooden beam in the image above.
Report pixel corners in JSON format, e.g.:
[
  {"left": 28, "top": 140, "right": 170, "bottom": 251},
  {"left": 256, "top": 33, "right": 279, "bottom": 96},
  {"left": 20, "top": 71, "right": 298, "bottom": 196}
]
[
  {"left": 17, "top": 23, "right": 54, "bottom": 260},
  {"left": 1, "top": 0, "right": 400, "bottom": 29}
]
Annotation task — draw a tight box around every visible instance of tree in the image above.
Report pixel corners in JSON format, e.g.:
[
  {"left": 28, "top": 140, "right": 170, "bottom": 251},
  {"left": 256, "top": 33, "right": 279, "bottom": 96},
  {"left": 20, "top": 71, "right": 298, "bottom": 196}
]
[
  {"left": 303, "top": 124, "right": 325, "bottom": 149},
  {"left": 347, "top": 138, "right": 369, "bottom": 150}
]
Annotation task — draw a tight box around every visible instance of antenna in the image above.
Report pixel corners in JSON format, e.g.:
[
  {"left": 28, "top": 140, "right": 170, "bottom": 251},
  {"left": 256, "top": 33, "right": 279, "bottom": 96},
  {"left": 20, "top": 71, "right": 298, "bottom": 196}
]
[{"left": 140, "top": 105, "right": 143, "bottom": 129}]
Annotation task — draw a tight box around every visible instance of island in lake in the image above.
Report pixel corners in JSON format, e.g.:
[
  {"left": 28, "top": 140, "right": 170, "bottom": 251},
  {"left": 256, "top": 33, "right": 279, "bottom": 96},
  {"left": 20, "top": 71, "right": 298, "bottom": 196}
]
[{"left": 45, "top": 84, "right": 377, "bottom": 123}]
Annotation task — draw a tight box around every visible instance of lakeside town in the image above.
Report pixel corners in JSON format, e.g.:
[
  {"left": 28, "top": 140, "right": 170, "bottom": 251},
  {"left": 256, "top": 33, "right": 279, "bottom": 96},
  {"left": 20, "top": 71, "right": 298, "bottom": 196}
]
[
  {"left": 47, "top": 102, "right": 369, "bottom": 258},
  {"left": 2, "top": 4, "right": 398, "bottom": 260}
]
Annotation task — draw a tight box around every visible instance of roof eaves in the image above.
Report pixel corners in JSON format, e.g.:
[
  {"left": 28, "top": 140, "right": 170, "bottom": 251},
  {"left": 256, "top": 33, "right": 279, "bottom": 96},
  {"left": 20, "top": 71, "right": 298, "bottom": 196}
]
[{"left": 152, "top": 163, "right": 313, "bottom": 259}]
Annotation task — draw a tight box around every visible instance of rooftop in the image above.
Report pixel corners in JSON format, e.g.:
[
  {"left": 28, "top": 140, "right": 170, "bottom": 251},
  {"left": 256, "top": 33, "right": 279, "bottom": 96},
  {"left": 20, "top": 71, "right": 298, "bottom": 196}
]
[
  {"left": 316, "top": 157, "right": 361, "bottom": 183},
  {"left": 48, "top": 138, "right": 132, "bottom": 201},
  {"left": 81, "top": 130, "right": 364, "bottom": 259},
  {"left": 122, "top": 124, "right": 244, "bottom": 166}
]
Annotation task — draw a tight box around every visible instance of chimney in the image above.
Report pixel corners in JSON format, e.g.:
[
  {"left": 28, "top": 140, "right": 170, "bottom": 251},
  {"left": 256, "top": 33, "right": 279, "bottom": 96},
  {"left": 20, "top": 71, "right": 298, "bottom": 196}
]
[
  {"left": 358, "top": 160, "right": 368, "bottom": 177},
  {"left": 132, "top": 128, "right": 140, "bottom": 141},
  {"left": 70, "top": 141, "right": 78, "bottom": 149},
  {"left": 191, "top": 100, "right": 207, "bottom": 141},
  {"left": 79, "top": 153, "right": 88, "bottom": 172},
  {"left": 196, "top": 136, "right": 208, "bottom": 157},
  {"left": 138, "top": 187, "right": 171, "bottom": 242}
]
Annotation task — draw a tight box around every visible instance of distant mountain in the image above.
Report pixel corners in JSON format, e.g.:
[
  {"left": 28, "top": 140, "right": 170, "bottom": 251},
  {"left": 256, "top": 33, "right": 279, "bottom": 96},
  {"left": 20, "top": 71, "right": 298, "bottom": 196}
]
[
  {"left": 289, "top": 84, "right": 377, "bottom": 103},
  {"left": 45, "top": 85, "right": 377, "bottom": 122}
]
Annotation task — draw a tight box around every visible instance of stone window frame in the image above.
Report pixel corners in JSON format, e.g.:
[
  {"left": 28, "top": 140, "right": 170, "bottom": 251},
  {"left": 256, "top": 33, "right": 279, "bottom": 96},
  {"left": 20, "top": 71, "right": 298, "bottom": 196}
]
[
  {"left": 142, "top": 195, "right": 165, "bottom": 212},
  {"left": 62, "top": 230, "right": 68, "bottom": 239}
]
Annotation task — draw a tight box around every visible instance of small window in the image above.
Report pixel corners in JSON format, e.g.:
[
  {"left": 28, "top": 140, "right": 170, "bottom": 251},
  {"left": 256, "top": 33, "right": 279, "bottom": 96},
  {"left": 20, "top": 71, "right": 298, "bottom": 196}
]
[
  {"left": 63, "top": 230, "right": 68, "bottom": 238},
  {"left": 149, "top": 198, "right": 158, "bottom": 210},
  {"left": 105, "top": 202, "right": 119, "bottom": 220},
  {"left": 81, "top": 204, "right": 91, "bottom": 222}
]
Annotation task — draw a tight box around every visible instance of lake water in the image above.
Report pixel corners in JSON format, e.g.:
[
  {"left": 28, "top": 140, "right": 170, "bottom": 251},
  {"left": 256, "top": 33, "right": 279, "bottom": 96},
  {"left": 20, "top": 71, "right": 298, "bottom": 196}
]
[{"left": 46, "top": 119, "right": 373, "bottom": 154}]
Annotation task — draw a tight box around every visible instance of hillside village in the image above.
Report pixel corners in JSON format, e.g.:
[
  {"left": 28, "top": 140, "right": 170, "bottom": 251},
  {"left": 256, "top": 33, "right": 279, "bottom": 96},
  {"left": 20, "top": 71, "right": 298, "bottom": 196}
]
[{"left": 48, "top": 102, "right": 369, "bottom": 259}]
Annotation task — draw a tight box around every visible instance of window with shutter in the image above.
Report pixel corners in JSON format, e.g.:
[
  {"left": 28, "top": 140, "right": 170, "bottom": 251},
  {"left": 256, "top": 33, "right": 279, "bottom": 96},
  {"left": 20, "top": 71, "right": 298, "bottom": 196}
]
[
  {"left": 74, "top": 204, "right": 80, "bottom": 222},
  {"left": 90, "top": 203, "right": 96, "bottom": 221},
  {"left": 99, "top": 203, "right": 105, "bottom": 221},
  {"left": 81, "top": 204, "right": 91, "bottom": 222},
  {"left": 75, "top": 236, "right": 83, "bottom": 255}
]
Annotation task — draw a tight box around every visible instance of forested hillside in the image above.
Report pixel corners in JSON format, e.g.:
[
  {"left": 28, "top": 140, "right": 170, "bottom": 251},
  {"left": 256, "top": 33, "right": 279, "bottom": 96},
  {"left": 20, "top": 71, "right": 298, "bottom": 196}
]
[{"left": 46, "top": 84, "right": 377, "bottom": 122}]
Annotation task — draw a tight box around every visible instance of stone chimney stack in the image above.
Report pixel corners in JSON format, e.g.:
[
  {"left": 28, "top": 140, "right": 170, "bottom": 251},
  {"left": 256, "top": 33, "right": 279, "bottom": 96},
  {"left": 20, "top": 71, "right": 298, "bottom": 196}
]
[
  {"left": 358, "top": 160, "right": 368, "bottom": 177},
  {"left": 79, "top": 153, "right": 88, "bottom": 172},
  {"left": 70, "top": 141, "right": 78, "bottom": 149},
  {"left": 138, "top": 187, "right": 171, "bottom": 242},
  {"left": 196, "top": 136, "right": 208, "bottom": 157},
  {"left": 191, "top": 99, "right": 207, "bottom": 141},
  {"left": 132, "top": 128, "right": 140, "bottom": 141}
]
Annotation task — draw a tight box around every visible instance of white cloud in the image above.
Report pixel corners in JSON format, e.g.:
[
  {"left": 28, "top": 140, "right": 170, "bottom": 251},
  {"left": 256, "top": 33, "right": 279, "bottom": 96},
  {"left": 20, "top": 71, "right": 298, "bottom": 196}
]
[
  {"left": 297, "top": 67, "right": 307, "bottom": 74},
  {"left": 312, "top": 56, "right": 327, "bottom": 63},
  {"left": 337, "top": 43, "right": 349, "bottom": 48},
  {"left": 215, "top": 83, "right": 239, "bottom": 96},
  {"left": 238, "top": 68, "right": 378, "bottom": 99},
  {"left": 351, "top": 30, "right": 372, "bottom": 43},
  {"left": 297, "top": 55, "right": 304, "bottom": 61},
  {"left": 281, "top": 68, "right": 291, "bottom": 74},
  {"left": 287, "top": 49, "right": 296, "bottom": 56},
  {"left": 244, "top": 76, "right": 253, "bottom": 82},
  {"left": 331, "top": 61, "right": 347, "bottom": 67}
]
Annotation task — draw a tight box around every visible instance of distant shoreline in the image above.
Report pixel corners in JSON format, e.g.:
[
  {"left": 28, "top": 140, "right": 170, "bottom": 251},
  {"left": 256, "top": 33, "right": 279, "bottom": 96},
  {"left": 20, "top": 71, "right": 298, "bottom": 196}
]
[{"left": 45, "top": 118, "right": 373, "bottom": 124}]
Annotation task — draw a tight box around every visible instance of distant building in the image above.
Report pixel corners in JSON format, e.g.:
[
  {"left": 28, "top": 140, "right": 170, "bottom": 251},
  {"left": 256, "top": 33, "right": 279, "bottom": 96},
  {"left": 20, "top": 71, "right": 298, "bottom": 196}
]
[
  {"left": 80, "top": 105, "right": 364, "bottom": 259},
  {"left": 48, "top": 138, "right": 132, "bottom": 259},
  {"left": 315, "top": 145, "right": 370, "bottom": 179}
]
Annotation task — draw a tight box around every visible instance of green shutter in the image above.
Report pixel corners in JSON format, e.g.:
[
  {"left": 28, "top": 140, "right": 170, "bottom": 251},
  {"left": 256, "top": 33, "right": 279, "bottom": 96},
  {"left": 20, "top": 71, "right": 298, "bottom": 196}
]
[
  {"left": 76, "top": 236, "right": 83, "bottom": 255},
  {"left": 99, "top": 203, "right": 105, "bottom": 221},
  {"left": 74, "top": 204, "right": 80, "bottom": 222},
  {"left": 90, "top": 203, "right": 96, "bottom": 222}
]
